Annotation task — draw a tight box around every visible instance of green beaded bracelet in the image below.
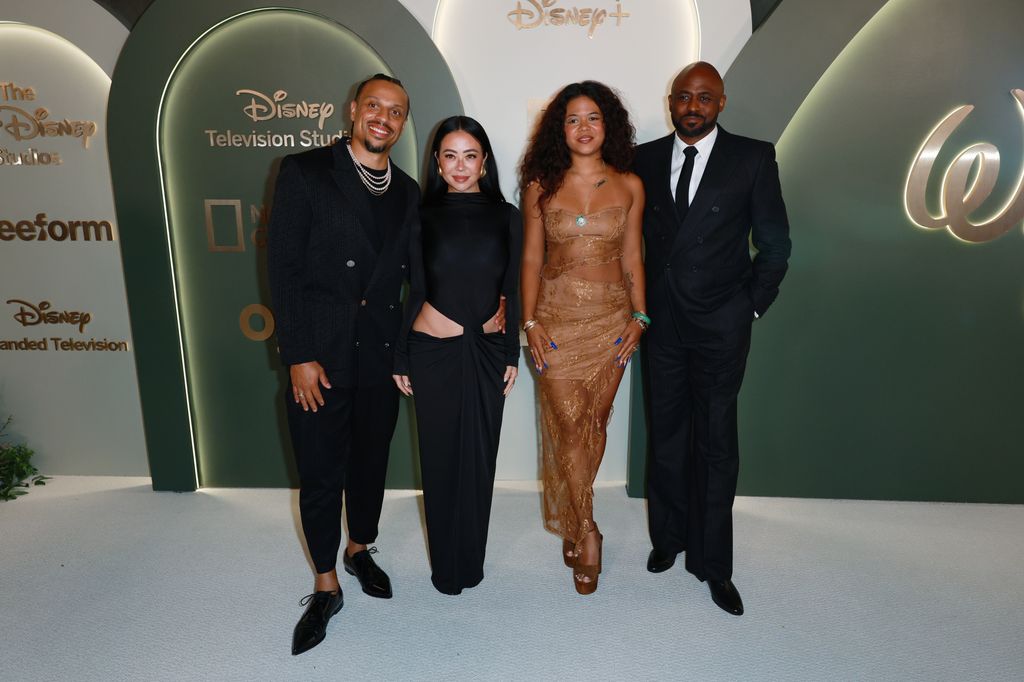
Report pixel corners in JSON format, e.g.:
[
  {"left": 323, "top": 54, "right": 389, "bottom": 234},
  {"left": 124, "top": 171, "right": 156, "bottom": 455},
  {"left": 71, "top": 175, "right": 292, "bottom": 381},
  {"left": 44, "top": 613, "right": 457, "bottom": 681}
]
[{"left": 631, "top": 311, "right": 651, "bottom": 326}]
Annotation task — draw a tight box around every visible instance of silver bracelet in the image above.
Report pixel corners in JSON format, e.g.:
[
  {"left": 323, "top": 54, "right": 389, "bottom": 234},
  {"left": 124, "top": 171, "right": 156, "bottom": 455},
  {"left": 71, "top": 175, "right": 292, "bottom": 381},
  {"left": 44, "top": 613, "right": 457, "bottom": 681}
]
[{"left": 523, "top": 319, "right": 538, "bottom": 331}]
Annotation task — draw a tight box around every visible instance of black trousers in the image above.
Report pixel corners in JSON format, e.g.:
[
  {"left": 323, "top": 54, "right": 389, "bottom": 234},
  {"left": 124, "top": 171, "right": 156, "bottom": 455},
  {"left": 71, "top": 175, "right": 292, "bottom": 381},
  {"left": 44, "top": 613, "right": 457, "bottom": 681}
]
[
  {"left": 408, "top": 330, "right": 506, "bottom": 595},
  {"left": 644, "top": 303, "right": 751, "bottom": 582},
  {"left": 285, "top": 377, "right": 399, "bottom": 574}
]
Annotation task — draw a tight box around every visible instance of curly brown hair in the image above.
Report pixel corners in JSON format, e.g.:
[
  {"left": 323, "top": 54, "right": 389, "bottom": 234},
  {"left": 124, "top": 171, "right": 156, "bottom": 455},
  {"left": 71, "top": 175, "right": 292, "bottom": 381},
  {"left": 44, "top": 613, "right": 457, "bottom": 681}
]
[{"left": 519, "top": 81, "right": 636, "bottom": 210}]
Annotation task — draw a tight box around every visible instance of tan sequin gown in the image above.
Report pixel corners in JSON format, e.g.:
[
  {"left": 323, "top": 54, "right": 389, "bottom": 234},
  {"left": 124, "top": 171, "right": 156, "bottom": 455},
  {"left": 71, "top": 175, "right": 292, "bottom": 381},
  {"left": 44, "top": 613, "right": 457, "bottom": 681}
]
[{"left": 536, "top": 207, "right": 631, "bottom": 543}]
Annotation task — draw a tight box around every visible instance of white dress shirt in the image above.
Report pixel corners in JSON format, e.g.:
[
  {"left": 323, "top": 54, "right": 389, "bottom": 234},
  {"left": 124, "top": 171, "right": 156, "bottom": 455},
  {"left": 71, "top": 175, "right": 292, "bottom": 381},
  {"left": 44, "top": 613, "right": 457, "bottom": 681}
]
[{"left": 669, "top": 124, "right": 718, "bottom": 205}]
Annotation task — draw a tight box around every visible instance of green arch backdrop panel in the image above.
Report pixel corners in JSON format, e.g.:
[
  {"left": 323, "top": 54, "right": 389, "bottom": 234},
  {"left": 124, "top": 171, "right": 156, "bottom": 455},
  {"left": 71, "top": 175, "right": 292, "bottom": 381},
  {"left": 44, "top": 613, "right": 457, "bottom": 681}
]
[
  {"left": 109, "top": 0, "right": 462, "bottom": 490},
  {"left": 629, "top": 0, "right": 1024, "bottom": 502},
  {"left": 159, "top": 10, "right": 418, "bottom": 487}
]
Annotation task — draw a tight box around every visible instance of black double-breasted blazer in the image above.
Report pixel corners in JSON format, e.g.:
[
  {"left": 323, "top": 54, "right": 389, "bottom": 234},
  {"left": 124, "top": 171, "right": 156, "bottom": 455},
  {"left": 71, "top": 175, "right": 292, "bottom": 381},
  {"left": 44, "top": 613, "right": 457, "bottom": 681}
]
[
  {"left": 634, "top": 127, "right": 791, "bottom": 331},
  {"left": 267, "top": 140, "right": 418, "bottom": 386}
]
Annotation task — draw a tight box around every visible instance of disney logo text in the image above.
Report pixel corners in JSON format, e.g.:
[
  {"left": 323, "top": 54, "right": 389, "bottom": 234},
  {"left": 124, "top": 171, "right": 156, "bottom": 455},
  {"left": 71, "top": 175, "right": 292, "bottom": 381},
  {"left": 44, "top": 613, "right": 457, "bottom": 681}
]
[
  {"left": 7, "top": 299, "right": 91, "bottom": 333},
  {"left": 0, "top": 105, "right": 97, "bottom": 149},
  {"left": 507, "top": 0, "right": 631, "bottom": 38},
  {"left": 236, "top": 89, "right": 335, "bottom": 130}
]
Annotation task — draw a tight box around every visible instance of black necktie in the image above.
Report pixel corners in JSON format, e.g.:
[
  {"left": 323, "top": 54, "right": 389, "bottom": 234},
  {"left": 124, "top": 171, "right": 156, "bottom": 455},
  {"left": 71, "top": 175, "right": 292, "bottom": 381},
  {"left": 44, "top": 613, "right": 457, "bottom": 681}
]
[{"left": 674, "top": 145, "right": 698, "bottom": 222}]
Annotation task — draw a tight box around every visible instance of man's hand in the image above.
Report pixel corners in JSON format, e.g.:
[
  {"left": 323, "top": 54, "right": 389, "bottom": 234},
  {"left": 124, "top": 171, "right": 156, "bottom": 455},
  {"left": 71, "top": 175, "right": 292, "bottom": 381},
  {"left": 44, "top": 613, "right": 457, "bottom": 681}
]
[
  {"left": 392, "top": 374, "right": 413, "bottom": 396},
  {"left": 290, "top": 361, "right": 331, "bottom": 412}
]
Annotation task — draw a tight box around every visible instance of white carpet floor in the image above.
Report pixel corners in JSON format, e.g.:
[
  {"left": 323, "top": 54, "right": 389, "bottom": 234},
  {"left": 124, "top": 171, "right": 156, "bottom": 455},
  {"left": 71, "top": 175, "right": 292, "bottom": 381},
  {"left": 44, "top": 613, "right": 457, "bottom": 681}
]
[{"left": 2, "top": 476, "right": 1022, "bottom": 681}]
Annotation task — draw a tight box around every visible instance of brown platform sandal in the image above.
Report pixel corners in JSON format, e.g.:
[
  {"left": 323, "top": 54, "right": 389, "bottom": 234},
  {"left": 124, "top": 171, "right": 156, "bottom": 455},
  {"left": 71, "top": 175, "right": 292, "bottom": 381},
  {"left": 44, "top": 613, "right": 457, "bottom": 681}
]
[{"left": 572, "top": 528, "right": 603, "bottom": 595}]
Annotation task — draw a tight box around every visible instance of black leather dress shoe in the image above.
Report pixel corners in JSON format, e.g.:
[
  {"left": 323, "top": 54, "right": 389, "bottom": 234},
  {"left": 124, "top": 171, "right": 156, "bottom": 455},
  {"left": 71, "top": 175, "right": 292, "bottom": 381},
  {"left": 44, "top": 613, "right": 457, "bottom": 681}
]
[
  {"left": 343, "top": 547, "right": 393, "bottom": 599},
  {"left": 704, "top": 578, "right": 744, "bottom": 616},
  {"left": 292, "top": 589, "right": 343, "bottom": 655},
  {"left": 647, "top": 549, "right": 679, "bottom": 573}
]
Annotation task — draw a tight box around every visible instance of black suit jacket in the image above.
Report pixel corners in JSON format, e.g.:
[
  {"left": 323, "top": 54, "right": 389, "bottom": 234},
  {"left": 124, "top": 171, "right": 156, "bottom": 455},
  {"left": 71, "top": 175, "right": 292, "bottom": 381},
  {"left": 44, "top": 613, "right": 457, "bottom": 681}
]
[
  {"left": 634, "top": 128, "right": 790, "bottom": 330},
  {"left": 267, "top": 141, "right": 418, "bottom": 386}
]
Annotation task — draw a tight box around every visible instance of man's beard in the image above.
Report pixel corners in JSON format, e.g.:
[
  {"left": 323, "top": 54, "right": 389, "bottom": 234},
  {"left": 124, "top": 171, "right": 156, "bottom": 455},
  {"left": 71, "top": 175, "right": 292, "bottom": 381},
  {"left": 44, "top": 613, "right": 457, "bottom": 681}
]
[
  {"left": 357, "top": 122, "right": 394, "bottom": 154},
  {"left": 673, "top": 114, "right": 715, "bottom": 138}
]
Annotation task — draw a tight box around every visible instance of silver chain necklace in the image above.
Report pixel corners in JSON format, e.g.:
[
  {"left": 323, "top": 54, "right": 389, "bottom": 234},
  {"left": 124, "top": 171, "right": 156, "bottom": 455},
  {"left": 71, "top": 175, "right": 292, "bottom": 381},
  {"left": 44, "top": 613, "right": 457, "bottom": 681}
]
[{"left": 346, "top": 140, "right": 392, "bottom": 195}]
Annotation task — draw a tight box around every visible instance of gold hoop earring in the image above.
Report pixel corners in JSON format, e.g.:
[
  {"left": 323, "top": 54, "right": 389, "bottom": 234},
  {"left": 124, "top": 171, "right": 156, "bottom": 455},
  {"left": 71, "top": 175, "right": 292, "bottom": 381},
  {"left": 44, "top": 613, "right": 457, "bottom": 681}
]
[
  {"left": 437, "top": 165, "right": 443, "bottom": 175},
  {"left": 480, "top": 167, "right": 487, "bottom": 178}
]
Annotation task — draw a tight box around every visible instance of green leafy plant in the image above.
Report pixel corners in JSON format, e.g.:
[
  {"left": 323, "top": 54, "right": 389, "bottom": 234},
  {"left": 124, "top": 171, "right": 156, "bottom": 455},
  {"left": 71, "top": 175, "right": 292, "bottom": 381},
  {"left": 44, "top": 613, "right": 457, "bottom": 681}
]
[{"left": 0, "top": 416, "right": 48, "bottom": 501}]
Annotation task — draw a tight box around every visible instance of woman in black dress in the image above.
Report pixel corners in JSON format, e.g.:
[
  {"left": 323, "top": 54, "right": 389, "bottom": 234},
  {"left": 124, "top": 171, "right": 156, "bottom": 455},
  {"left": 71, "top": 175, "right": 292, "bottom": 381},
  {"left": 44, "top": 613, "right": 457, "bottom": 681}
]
[{"left": 392, "top": 116, "right": 521, "bottom": 595}]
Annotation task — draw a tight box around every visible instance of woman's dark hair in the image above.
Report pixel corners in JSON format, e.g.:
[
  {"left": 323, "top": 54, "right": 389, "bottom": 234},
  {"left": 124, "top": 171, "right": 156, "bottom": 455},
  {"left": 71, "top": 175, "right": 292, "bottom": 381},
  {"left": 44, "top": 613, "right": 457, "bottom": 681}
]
[
  {"left": 423, "top": 116, "right": 504, "bottom": 205},
  {"left": 518, "top": 81, "right": 635, "bottom": 211}
]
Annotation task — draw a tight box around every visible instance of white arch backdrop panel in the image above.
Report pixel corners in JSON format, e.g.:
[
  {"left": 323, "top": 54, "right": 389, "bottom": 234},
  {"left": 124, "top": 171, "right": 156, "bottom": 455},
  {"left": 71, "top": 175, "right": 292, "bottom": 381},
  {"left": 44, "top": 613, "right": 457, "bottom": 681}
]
[
  {"left": 0, "top": 0, "right": 126, "bottom": 77},
  {"left": 416, "top": 0, "right": 751, "bottom": 480},
  {"left": 0, "top": 18, "right": 148, "bottom": 476}
]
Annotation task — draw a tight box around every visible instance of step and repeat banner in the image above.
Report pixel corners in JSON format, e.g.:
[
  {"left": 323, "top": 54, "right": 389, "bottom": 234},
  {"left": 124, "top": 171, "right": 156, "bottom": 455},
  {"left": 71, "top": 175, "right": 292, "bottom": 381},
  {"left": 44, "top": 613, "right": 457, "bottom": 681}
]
[
  {"left": 0, "top": 18, "right": 148, "bottom": 476},
  {"left": 9, "top": 0, "right": 1018, "bottom": 502}
]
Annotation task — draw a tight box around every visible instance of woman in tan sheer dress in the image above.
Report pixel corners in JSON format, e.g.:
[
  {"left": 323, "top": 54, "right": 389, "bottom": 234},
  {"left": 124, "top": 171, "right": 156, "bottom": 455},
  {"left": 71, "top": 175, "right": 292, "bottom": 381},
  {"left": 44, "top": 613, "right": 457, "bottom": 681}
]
[{"left": 520, "top": 81, "right": 647, "bottom": 594}]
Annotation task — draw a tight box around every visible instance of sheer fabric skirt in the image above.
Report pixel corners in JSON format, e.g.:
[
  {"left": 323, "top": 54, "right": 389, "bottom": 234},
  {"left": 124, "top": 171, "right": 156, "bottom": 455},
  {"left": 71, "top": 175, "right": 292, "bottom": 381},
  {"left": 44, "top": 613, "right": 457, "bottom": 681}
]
[{"left": 536, "top": 274, "right": 630, "bottom": 543}]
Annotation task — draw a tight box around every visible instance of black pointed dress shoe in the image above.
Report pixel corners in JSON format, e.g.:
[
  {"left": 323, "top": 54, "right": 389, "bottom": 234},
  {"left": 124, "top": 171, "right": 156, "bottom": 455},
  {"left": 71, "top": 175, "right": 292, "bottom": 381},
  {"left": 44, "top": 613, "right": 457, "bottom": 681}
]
[
  {"left": 292, "top": 589, "right": 344, "bottom": 655},
  {"left": 343, "top": 547, "right": 393, "bottom": 599},
  {"left": 647, "top": 548, "right": 679, "bottom": 573},
  {"left": 704, "top": 578, "right": 744, "bottom": 616}
]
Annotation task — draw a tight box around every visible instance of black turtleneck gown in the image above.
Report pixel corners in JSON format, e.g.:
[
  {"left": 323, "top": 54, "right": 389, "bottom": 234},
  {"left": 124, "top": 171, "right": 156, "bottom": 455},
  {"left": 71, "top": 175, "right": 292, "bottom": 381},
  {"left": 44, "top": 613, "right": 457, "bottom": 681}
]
[{"left": 394, "top": 192, "right": 522, "bottom": 595}]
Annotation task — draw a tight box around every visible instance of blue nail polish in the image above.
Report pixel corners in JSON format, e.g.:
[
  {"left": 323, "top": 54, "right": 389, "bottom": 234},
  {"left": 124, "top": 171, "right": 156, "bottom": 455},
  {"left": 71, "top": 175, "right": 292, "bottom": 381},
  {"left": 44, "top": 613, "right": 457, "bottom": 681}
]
[
  {"left": 614, "top": 337, "right": 622, "bottom": 345},
  {"left": 544, "top": 362, "right": 549, "bottom": 368},
  {"left": 550, "top": 341, "right": 558, "bottom": 349}
]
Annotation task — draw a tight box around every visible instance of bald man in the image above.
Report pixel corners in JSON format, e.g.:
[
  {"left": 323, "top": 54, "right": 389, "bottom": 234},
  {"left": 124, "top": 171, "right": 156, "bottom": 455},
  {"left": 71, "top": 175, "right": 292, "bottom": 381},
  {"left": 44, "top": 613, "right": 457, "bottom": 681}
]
[{"left": 634, "top": 62, "right": 791, "bottom": 615}]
